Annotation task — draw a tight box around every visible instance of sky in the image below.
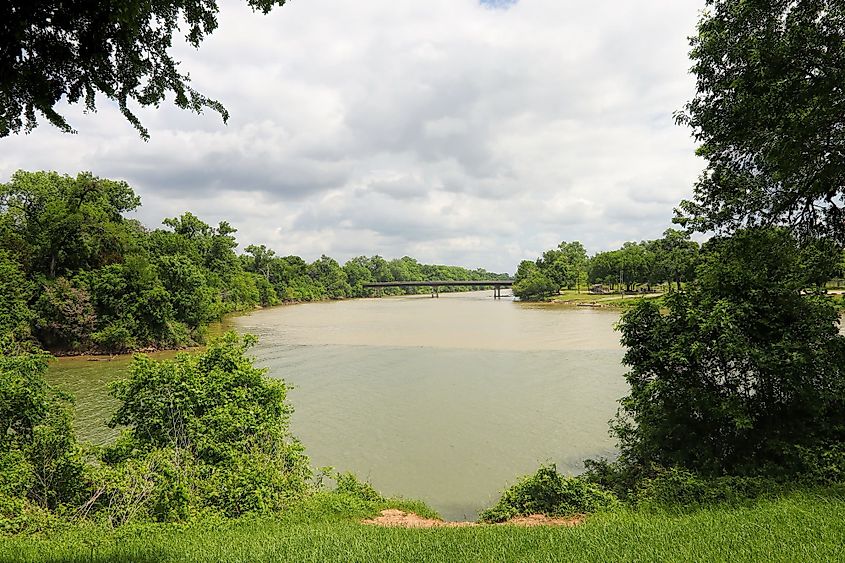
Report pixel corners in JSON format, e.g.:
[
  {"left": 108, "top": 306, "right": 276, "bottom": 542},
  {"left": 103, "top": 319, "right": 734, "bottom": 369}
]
[{"left": 0, "top": 0, "right": 707, "bottom": 274}]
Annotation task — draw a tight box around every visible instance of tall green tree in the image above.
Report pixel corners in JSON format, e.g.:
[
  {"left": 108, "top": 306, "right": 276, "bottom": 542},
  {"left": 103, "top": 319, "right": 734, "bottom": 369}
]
[
  {"left": 651, "top": 229, "right": 699, "bottom": 291},
  {"left": 0, "top": 170, "right": 140, "bottom": 278},
  {"left": 677, "top": 0, "right": 845, "bottom": 239}
]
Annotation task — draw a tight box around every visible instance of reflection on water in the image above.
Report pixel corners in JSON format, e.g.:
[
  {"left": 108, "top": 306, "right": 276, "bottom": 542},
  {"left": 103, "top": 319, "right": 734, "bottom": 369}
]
[{"left": 48, "top": 291, "right": 628, "bottom": 521}]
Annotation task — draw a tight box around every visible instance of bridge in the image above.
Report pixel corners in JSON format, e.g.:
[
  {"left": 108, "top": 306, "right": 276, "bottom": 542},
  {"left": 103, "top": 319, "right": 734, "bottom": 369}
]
[{"left": 362, "top": 280, "right": 514, "bottom": 299}]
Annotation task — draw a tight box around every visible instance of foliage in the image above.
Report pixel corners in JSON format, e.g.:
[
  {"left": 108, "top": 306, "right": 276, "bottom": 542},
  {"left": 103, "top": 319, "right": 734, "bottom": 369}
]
[
  {"left": 94, "top": 332, "right": 312, "bottom": 522},
  {"left": 0, "top": 338, "right": 87, "bottom": 524},
  {"left": 677, "top": 0, "right": 845, "bottom": 239},
  {"left": 536, "top": 241, "right": 588, "bottom": 291},
  {"left": 1, "top": 169, "right": 509, "bottom": 352},
  {"left": 512, "top": 260, "right": 558, "bottom": 301},
  {"left": 33, "top": 277, "right": 97, "bottom": 351},
  {"left": 334, "top": 472, "right": 384, "bottom": 504},
  {"left": 0, "top": 0, "right": 289, "bottom": 139},
  {"left": 0, "top": 171, "right": 141, "bottom": 278},
  {"left": 479, "top": 464, "right": 618, "bottom": 523},
  {"left": 614, "top": 228, "right": 845, "bottom": 478},
  {"left": 631, "top": 468, "right": 780, "bottom": 511},
  {"left": 0, "top": 251, "right": 32, "bottom": 341}
]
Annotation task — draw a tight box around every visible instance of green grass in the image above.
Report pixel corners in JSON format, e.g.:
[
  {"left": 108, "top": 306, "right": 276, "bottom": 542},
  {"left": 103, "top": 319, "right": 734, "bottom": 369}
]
[
  {"left": 539, "top": 288, "right": 664, "bottom": 309},
  {"left": 2, "top": 490, "right": 844, "bottom": 562}
]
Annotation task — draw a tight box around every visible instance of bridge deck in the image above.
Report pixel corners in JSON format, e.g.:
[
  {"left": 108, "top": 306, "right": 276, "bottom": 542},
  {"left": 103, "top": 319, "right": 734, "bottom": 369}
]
[{"left": 362, "top": 280, "right": 513, "bottom": 288}]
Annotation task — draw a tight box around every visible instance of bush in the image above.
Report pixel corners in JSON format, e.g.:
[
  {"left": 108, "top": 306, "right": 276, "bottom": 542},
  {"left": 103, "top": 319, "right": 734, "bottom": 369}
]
[
  {"left": 795, "top": 444, "right": 845, "bottom": 486},
  {"left": 632, "top": 467, "right": 778, "bottom": 510},
  {"left": 615, "top": 229, "right": 845, "bottom": 477},
  {"left": 92, "top": 322, "right": 137, "bottom": 353},
  {"left": 0, "top": 340, "right": 88, "bottom": 517},
  {"left": 94, "top": 332, "right": 313, "bottom": 523},
  {"left": 479, "top": 464, "right": 619, "bottom": 523},
  {"left": 89, "top": 448, "right": 195, "bottom": 526},
  {"left": 334, "top": 472, "right": 384, "bottom": 503},
  {"left": 0, "top": 493, "right": 58, "bottom": 535}
]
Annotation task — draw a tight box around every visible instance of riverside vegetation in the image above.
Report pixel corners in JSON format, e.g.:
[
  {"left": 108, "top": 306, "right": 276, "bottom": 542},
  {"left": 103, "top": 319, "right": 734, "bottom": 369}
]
[
  {"left": 4, "top": 0, "right": 845, "bottom": 561},
  {"left": 0, "top": 170, "right": 508, "bottom": 355}
]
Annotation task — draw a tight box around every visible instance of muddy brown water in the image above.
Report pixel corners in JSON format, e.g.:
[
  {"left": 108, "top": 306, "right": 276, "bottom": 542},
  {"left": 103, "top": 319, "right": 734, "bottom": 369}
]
[{"left": 48, "top": 291, "right": 627, "bottom": 521}]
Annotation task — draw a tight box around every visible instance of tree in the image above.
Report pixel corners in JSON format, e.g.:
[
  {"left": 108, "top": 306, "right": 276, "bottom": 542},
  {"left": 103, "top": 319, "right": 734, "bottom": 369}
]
[
  {"left": 343, "top": 256, "right": 375, "bottom": 297},
  {"left": 557, "top": 241, "right": 588, "bottom": 292},
  {"left": 677, "top": 0, "right": 845, "bottom": 240},
  {"left": 537, "top": 249, "right": 572, "bottom": 292},
  {"left": 1, "top": 0, "right": 289, "bottom": 139},
  {"left": 651, "top": 229, "right": 699, "bottom": 291},
  {"left": 615, "top": 228, "right": 845, "bottom": 477},
  {"left": 0, "top": 251, "right": 32, "bottom": 341},
  {"left": 307, "top": 255, "right": 350, "bottom": 299},
  {"left": 0, "top": 339, "right": 86, "bottom": 511},
  {"left": 513, "top": 260, "right": 557, "bottom": 301},
  {"left": 105, "top": 333, "right": 311, "bottom": 517},
  {"left": 0, "top": 170, "right": 141, "bottom": 278},
  {"left": 244, "top": 244, "right": 276, "bottom": 281}
]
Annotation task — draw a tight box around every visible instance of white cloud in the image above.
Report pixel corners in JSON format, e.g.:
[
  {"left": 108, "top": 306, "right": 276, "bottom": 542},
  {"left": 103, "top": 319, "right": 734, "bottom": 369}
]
[{"left": 0, "top": 0, "right": 706, "bottom": 273}]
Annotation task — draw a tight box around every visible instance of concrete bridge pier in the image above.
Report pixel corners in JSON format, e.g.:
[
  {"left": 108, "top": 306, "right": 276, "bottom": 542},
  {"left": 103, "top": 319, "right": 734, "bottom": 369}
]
[{"left": 431, "top": 286, "right": 439, "bottom": 298}]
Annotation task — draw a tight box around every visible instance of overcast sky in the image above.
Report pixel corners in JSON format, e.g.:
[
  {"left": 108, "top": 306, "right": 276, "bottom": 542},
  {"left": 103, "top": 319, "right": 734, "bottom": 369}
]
[{"left": 0, "top": 0, "right": 706, "bottom": 274}]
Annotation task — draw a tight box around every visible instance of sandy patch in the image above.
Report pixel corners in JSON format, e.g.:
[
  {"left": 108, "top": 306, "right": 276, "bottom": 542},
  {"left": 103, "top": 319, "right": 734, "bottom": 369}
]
[
  {"left": 362, "top": 509, "right": 478, "bottom": 528},
  {"left": 361, "top": 509, "right": 584, "bottom": 528}
]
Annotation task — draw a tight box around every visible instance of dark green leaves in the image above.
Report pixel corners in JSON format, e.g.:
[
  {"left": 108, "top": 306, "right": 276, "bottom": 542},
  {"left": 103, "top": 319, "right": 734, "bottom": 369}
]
[
  {"left": 615, "top": 228, "right": 845, "bottom": 476},
  {"left": 678, "top": 0, "right": 845, "bottom": 239},
  {"left": 0, "top": 1, "right": 288, "bottom": 139}
]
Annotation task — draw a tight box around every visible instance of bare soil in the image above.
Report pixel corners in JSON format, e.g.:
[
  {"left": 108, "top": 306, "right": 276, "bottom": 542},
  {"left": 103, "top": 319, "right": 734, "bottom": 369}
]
[{"left": 361, "top": 509, "right": 584, "bottom": 529}]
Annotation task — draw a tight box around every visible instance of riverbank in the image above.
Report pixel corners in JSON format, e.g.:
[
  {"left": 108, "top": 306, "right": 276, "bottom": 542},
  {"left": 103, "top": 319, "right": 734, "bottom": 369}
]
[
  {"left": 3, "top": 488, "right": 844, "bottom": 562},
  {"left": 520, "top": 289, "right": 665, "bottom": 308}
]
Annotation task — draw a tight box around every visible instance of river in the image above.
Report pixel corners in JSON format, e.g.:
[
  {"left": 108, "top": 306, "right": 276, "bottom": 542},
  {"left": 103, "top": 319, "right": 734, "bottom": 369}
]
[{"left": 48, "top": 290, "right": 628, "bottom": 521}]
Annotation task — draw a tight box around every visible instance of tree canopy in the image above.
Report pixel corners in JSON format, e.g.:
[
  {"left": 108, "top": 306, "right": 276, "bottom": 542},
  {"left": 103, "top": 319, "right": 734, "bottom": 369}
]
[
  {"left": 0, "top": 0, "right": 288, "bottom": 139},
  {"left": 615, "top": 228, "right": 845, "bottom": 477},
  {"left": 677, "top": 0, "right": 845, "bottom": 239}
]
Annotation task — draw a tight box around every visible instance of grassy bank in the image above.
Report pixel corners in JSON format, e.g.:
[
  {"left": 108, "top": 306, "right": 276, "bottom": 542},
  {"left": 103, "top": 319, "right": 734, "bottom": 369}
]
[
  {"left": 3, "top": 489, "right": 844, "bottom": 562},
  {"left": 527, "top": 288, "right": 664, "bottom": 308}
]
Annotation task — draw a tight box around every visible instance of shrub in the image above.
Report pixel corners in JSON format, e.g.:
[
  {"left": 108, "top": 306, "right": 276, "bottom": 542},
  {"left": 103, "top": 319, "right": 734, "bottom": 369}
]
[
  {"left": 479, "top": 464, "right": 619, "bottom": 523},
  {"left": 795, "top": 444, "right": 845, "bottom": 486},
  {"left": 96, "top": 332, "right": 313, "bottom": 523},
  {"left": 334, "top": 472, "right": 384, "bottom": 503},
  {"left": 0, "top": 340, "right": 88, "bottom": 515},
  {"left": 33, "top": 278, "right": 96, "bottom": 351},
  {"left": 89, "top": 448, "right": 194, "bottom": 526},
  {"left": 615, "top": 229, "right": 845, "bottom": 477},
  {"left": 632, "top": 467, "right": 778, "bottom": 510},
  {"left": 92, "top": 322, "right": 137, "bottom": 353}
]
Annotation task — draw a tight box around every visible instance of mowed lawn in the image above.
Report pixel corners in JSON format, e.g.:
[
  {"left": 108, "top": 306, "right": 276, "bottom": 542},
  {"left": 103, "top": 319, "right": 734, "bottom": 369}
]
[{"left": 2, "top": 491, "right": 844, "bottom": 563}]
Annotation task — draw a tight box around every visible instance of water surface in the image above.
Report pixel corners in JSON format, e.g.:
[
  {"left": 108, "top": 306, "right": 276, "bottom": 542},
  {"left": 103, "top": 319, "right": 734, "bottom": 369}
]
[
  {"left": 233, "top": 291, "right": 627, "bottom": 520},
  {"left": 48, "top": 291, "right": 627, "bottom": 520}
]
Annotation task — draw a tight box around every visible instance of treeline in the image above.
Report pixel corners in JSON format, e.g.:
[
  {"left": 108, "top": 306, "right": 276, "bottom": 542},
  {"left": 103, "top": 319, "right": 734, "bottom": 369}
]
[
  {"left": 512, "top": 230, "right": 700, "bottom": 300},
  {"left": 244, "top": 246, "right": 510, "bottom": 301},
  {"left": 0, "top": 170, "right": 507, "bottom": 354},
  {"left": 513, "top": 229, "right": 843, "bottom": 302}
]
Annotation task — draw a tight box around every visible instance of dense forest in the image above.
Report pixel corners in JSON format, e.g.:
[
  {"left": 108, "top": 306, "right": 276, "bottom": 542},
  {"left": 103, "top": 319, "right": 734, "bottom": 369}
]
[{"left": 0, "top": 170, "right": 508, "bottom": 354}]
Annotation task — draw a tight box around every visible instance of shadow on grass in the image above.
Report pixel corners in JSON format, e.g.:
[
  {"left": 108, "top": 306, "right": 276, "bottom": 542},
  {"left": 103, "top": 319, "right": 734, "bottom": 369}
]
[{"left": 0, "top": 549, "right": 168, "bottom": 563}]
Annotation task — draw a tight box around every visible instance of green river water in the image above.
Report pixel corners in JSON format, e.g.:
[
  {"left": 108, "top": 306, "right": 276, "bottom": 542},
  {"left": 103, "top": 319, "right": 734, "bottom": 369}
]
[{"left": 47, "top": 291, "right": 627, "bottom": 520}]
